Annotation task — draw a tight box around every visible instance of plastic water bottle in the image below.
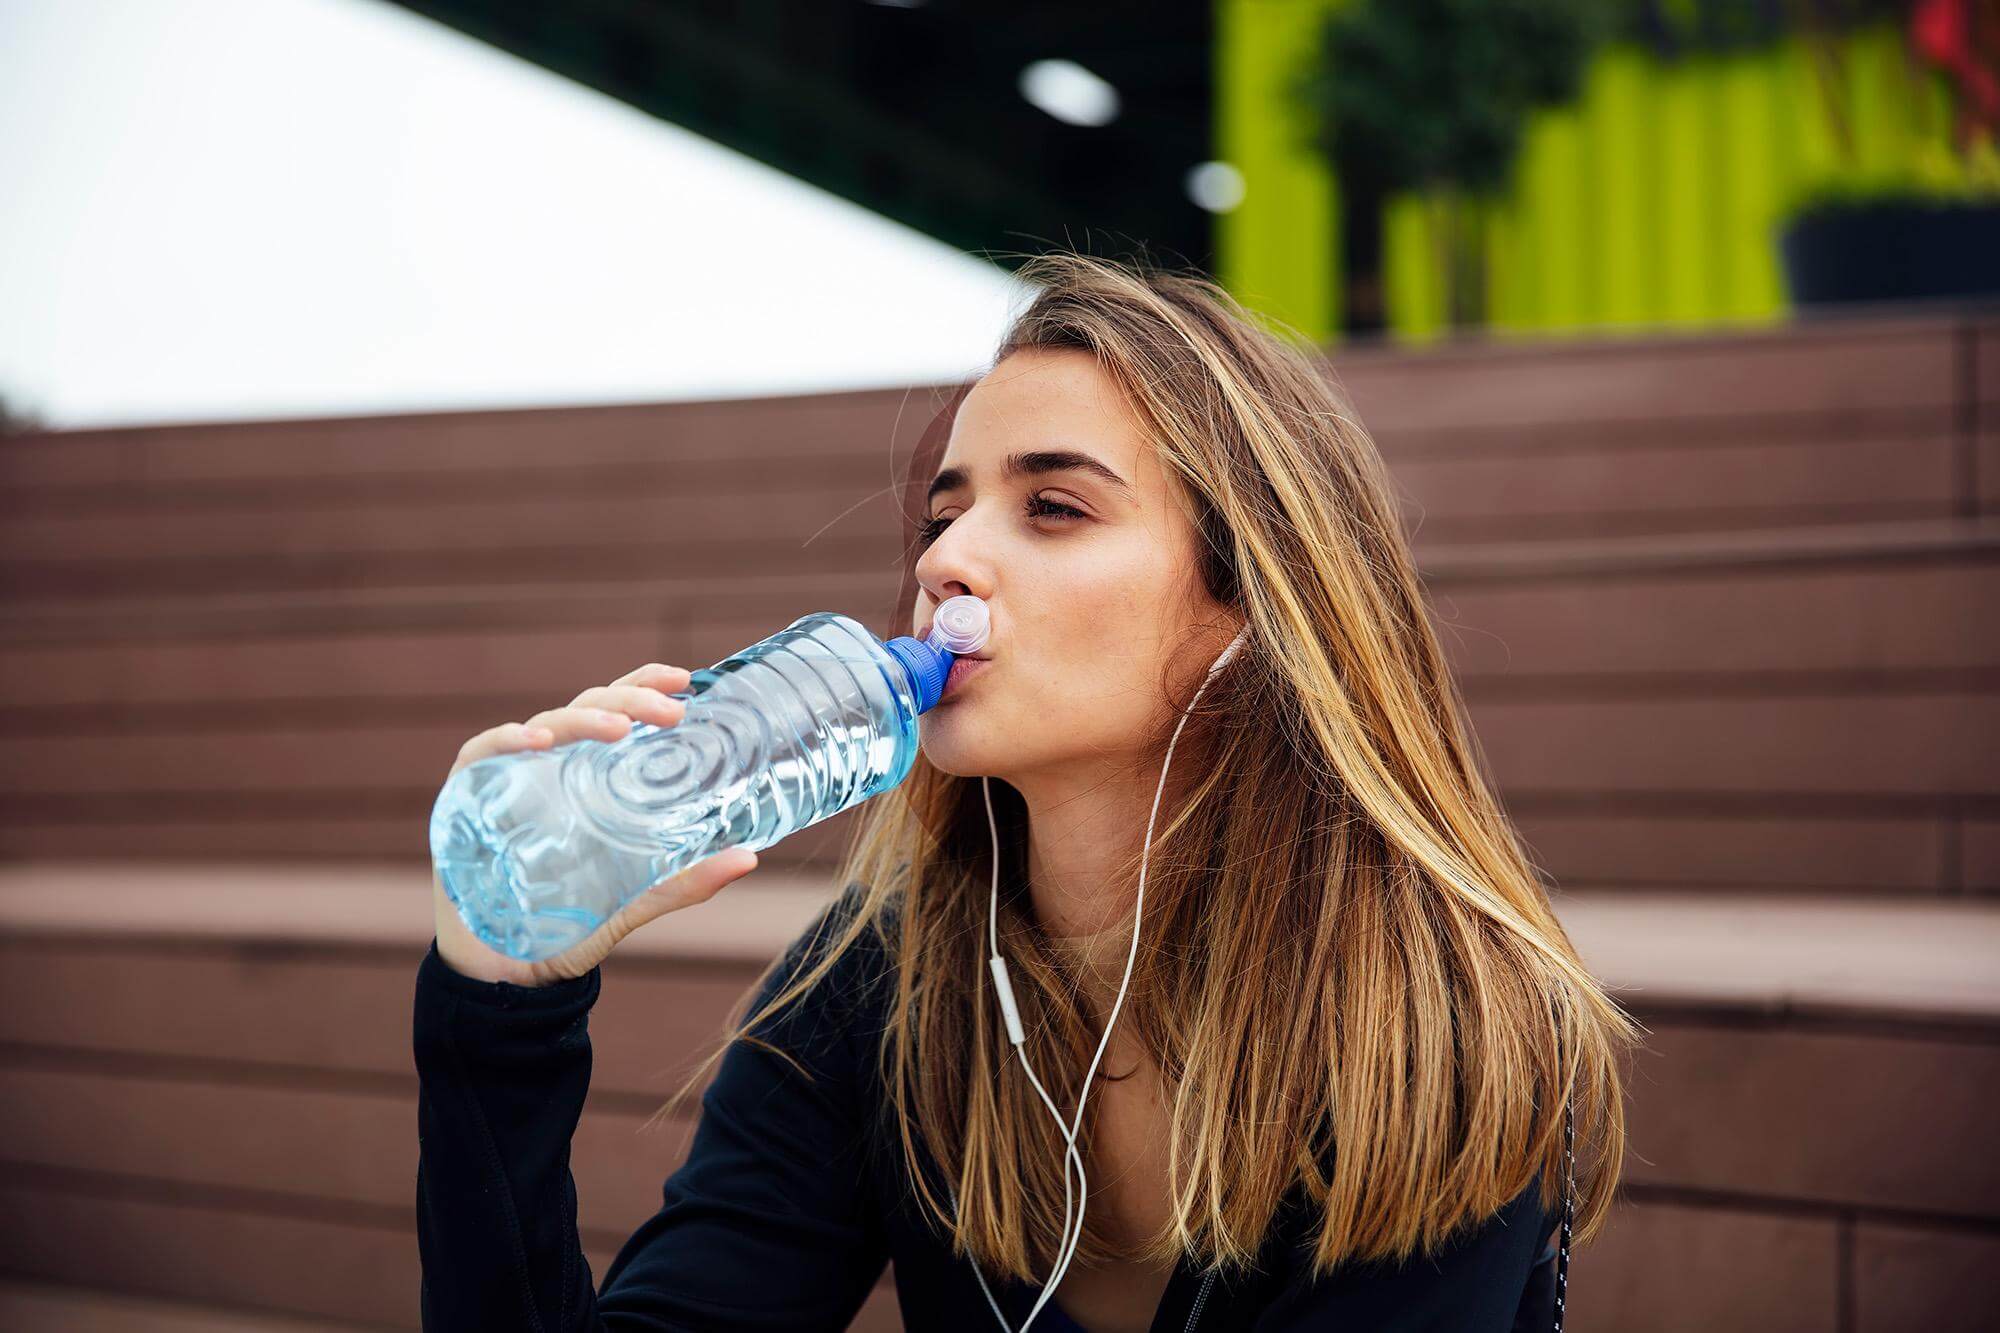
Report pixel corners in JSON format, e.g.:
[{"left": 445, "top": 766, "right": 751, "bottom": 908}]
[{"left": 429, "top": 595, "right": 990, "bottom": 962}]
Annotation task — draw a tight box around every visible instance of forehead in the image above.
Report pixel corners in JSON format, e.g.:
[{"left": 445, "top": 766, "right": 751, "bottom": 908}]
[{"left": 938, "top": 348, "right": 1154, "bottom": 491}]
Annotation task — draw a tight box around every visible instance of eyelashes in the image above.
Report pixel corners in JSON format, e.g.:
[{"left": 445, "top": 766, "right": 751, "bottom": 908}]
[{"left": 915, "top": 494, "right": 1085, "bottom": 548}]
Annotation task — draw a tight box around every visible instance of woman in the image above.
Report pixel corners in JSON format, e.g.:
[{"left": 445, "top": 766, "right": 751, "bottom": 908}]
[{"left": 413, "top": 251, "right": 1640, "bottom": 1332}]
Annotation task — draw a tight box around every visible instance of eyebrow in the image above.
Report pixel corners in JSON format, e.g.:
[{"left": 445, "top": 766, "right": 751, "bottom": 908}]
[{"left": 926, "top": 449, "right": 1134, "bottom": 507}]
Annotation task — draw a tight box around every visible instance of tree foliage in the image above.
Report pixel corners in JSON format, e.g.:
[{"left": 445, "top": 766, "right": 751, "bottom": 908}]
[{"left": 1297, "top": 0, "right": 1609, "bottom": 199}]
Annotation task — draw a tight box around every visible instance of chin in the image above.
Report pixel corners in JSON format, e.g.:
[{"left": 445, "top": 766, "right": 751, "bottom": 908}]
[
  {"left": 918, "top": 722, "right": 1001, "bottom": 780},
  {"left": 917, "top": 738, "right": 977, "bottom": 779}
]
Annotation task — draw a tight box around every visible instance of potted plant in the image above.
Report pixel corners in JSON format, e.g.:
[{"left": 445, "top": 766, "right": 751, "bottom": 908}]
[
  {"left": 1778, "top": 0, "right": 2000, "bottom": 307},
  {"left": 1294, "top": 0, "right": 1610, "bottom": 334}
]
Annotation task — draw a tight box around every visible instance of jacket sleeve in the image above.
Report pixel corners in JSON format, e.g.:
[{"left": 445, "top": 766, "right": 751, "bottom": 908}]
[{"left": 412, "top": 890, "right": 892, "bottom": 1332}]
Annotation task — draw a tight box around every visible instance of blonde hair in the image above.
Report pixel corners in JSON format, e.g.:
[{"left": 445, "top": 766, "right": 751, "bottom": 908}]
[{"left": 657, "top": 249, "right": 1641, "bottom": 1283}]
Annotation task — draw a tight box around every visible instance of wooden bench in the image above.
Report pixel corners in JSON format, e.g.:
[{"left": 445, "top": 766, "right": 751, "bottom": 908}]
[{"left": 1, "top": 314, "right": 1993, "bottom": 892}]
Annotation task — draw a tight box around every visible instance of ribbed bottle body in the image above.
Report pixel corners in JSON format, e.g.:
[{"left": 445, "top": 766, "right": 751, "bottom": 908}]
[{"left": 430, "top": 611, "right": 922, "bottom": 961}]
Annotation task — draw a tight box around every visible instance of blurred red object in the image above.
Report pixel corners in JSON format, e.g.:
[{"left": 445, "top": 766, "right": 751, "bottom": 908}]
[{"left": 1912, "top": 0, "right": 2000, "bottom": 135}]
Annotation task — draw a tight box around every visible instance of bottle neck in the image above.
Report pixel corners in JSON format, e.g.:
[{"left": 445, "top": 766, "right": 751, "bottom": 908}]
[{"left": 884, "top": 634, "right": 952, "bottom": 714}]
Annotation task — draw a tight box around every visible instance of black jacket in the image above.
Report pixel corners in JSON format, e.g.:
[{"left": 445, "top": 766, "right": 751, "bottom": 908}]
[{"left": 413, "top": 886, "right": 1561, "bottom": 1331}]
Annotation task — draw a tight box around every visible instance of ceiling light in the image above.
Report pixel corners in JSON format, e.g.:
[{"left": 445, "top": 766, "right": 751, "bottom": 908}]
[
  {"left": 1018, "top": 59, "right": 1120, "bottom": 128},
  {"left": 1185, "top": 161, "right": 1246, "bottom": 213}
]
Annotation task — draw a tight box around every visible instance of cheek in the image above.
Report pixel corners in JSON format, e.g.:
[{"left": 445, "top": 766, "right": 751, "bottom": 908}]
[
  {"left": 1037, "top": 601, "right": 1171, "bottom": 704},
  {"left": 1061, "top": 543, "right": 1177, "bottom": 643}
]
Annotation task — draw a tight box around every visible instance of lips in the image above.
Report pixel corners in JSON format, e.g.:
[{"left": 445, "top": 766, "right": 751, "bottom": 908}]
[{"left": 941, "top": 656, "right": 992, "bottom": 699}]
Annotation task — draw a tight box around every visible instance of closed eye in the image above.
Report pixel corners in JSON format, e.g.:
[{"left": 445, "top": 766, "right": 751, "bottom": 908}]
[{"left": 916, "top": 494, "right": 1085, "bottom": 548}]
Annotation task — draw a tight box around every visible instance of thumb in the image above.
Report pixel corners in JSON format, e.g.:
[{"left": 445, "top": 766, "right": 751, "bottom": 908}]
[
  {"left": 638, "top": 845, "right": 760, "bottom": 918},
  {"left": 528, "top": 846, "right": 761, "bottom": 985}
]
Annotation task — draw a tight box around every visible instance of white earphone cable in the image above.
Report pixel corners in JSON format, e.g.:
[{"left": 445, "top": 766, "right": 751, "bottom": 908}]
[{"left": 979, "top": 626, "right": 1246, "bottom": 1333}]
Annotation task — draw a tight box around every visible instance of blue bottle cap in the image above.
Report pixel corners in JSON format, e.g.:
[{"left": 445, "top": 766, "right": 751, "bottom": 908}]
[
  {"left": 885, "top": 634, "right": 953, "bottom": 714},
  {"left": 885, "top": 596, "right": 988, "bottom": 715}
]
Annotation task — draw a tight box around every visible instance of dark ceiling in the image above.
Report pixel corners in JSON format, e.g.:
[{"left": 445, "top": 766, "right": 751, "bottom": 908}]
[{"left": 386, "top": 0, "right": 1217, "bottom": 277}]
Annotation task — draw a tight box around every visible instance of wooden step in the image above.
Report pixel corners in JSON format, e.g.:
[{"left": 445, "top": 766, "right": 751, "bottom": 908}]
[
  {"left": 1, "top": 864, "right": 1996, "bottom": 1329},
  {"left": 0, "top": 865, "right": 880, "bottom": 1329},
  {"left": 0, "top": 1276, "right": 384, "bottom": 1331},
  {"left": 0, "top": 516, "right": 1991, "bottom": 886}
]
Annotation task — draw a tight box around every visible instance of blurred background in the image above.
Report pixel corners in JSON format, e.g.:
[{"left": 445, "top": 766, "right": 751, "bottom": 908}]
[{"left": 0, "top": 1, "right": 1995, "bottom": 1329}]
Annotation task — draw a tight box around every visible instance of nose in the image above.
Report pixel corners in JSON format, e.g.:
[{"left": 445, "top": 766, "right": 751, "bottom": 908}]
[
  {"left": 914, "top": 534, "right": 989, "bottom": 631},
  {"left": 916, "top": 520, "right": 992, "bottom": 608}
]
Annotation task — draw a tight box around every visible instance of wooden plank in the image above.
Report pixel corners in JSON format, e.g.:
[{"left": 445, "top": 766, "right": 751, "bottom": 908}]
[
  {"left": 1622, "top": 1020, "right": 2000, "bottom": 1220},
  {"left": 0, "top": 1184, "right": 900, "bottom": 1331},
  {"left": 1336, "top": 317, "right": 1962, "bottom": 435},
  {"left": 1854, "top": 1221, "right": 2000, "bottom": 1332},
  {"left": 0, "top": 1278, "right": 382, "bottom": 1332},
  {"left": 1436, "top": 559, "right": 1999, "bottom": 681},
  {"left": 0, "top": 814, "right": 439, "bottom": 863},
  {"left": 0, "top": 1066, "right": 700, "bottom": 1241},
  {"left": 1388, "top": 429, "right": 1960, "bottom": 540},
  {"left": 0, "top": 529, "right": 901, "bottom": 601},
  {"left": 1513, "top": 810, "right": 1950, "bottom": 896},
  {"left": 0, "top": 1179, "right": 424, "bottom": 1327},
  {"left": 0, "top": 485, "right": 909, "bottom": 567},
  {"left": 1565, "top": 893, "right": 2000, "bottom": 1027},
  {"left": 0, "top": 569, "right": 898, "bottom": 646},
  {"left": 0, "top": 449, "right": 887, "bottom": 516},
  {"left": 1468, "top": 691, "right": 1998, "bottom": 798},
  {"left": 1963, "top": 818, "right": 2000, "bottom": 895},
  {"left": 0, "top": 625, "right": 664, "bottom": 708},
  {"left": 1566, "top": 1196, "right": 1837, "bottom": 1332},
  {"left": 0, "top": 383, "right": 957, "bottom": 489},
  {"left": 0, "top": 862, "right": 839, "bottom": 964},
  {"left": 0, "top": 943, "right": 772, "bottom": 1091},
  {"left": 0, "top": 905, "right": 868, "bottom": 1103},
  {"left": 1414, "top": 516, "right": 1998, "bottom": 583}
]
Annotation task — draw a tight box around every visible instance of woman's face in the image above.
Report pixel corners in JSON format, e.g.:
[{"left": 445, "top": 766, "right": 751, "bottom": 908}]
[{"left": 912, "top": 346, "right": 1237, "bottom": 788}]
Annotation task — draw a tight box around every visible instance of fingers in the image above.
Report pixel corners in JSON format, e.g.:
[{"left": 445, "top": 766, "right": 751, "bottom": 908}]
[
  {"left": 638, "top": 844, "right": 761, "bottom": 915},
  {"left": 611, "top": 662, "right": 693, "bottom": 690},
  {"left": 450, "top": 664, "right": 692, "bottom": 779},
  {"left": 561, "top": 683, "right": 686, "bottom": 728},
  {"left": 451, "top": 721, "right": 556, "bottom": 777},
  {"left": 522, "top": 843, "right": 759, "bottom": 984}
]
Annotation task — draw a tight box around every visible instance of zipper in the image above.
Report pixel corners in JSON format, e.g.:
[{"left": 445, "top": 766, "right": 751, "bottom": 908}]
[{"left": 1182, "top": 1270, "right": 1217, "bottom": 1332}]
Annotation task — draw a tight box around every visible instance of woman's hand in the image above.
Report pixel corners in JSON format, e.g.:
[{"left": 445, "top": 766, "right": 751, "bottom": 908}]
[{"left": 430, "top": 661, "right": 761, "bottom": 988}]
